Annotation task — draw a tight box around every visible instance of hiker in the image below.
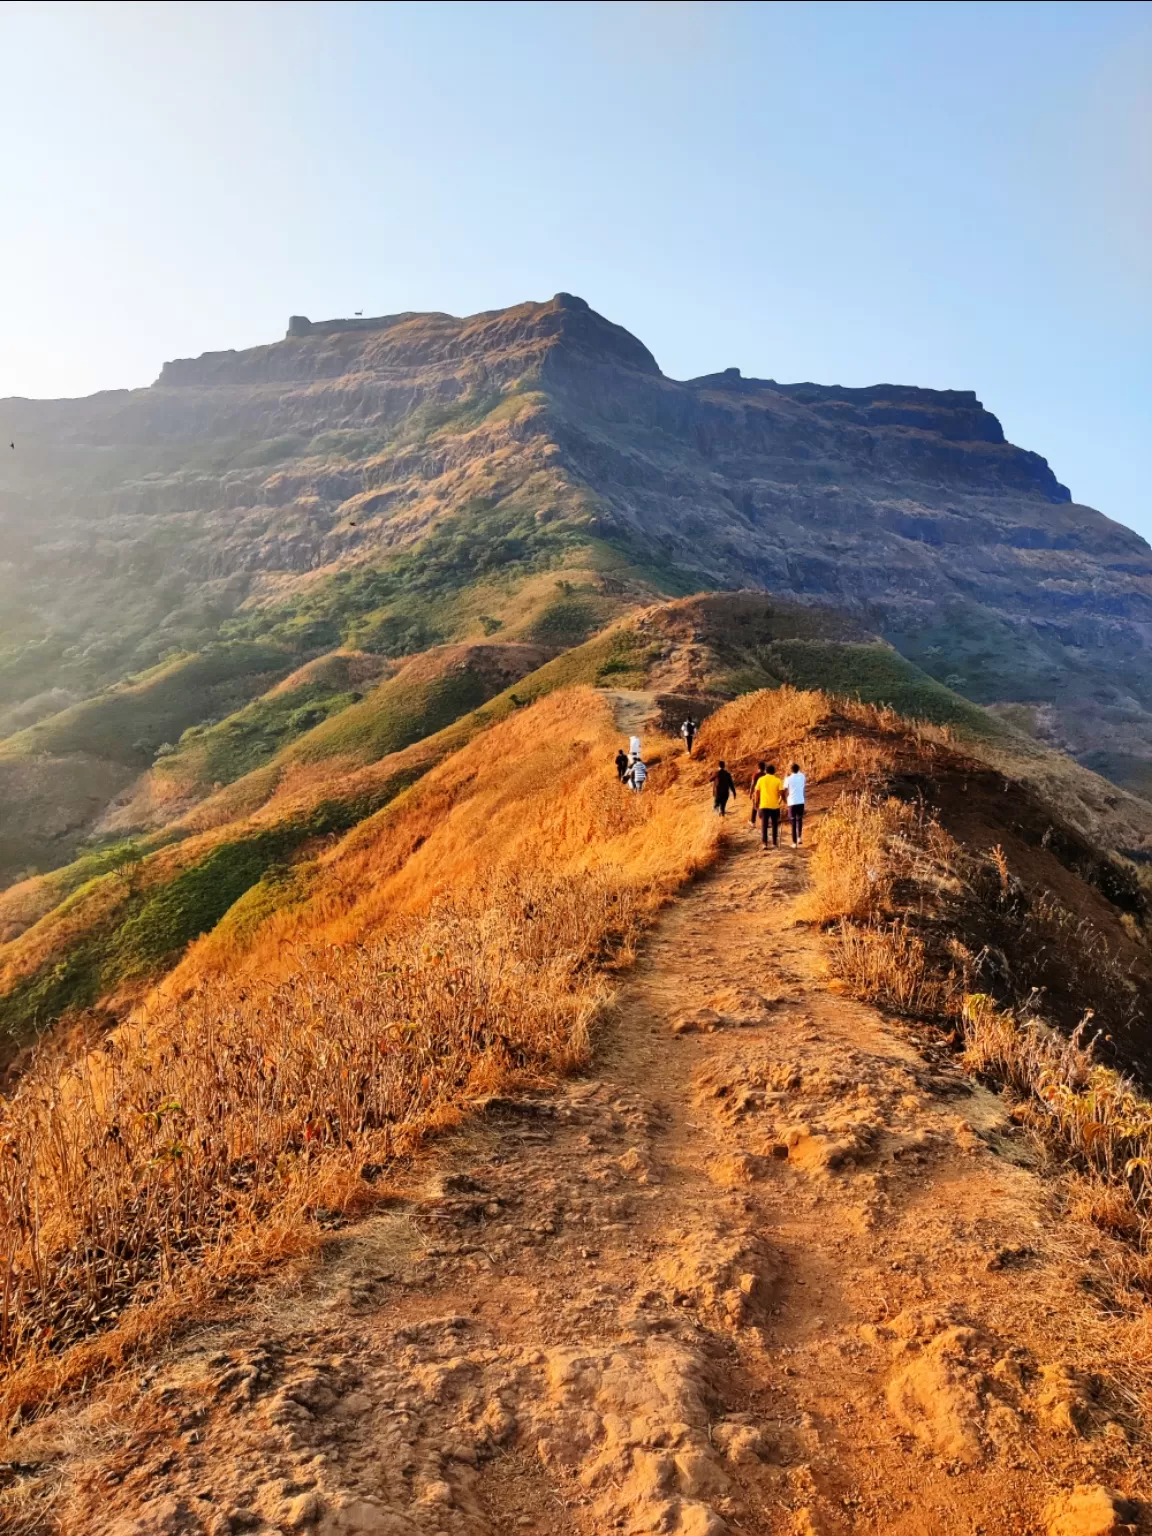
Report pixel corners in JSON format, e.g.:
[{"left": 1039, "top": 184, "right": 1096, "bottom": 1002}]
[
  {"left": 680, "top": 717, "right": 697, "bottom": 755},
  {"left": 748, "top": 761, "right": 767, "bottom": 827},
  {"left": 629, "top": 733, "right": 642, "bottom": 760},
  {"left": 784, "top": 760, "right": 806, "bottom": 845},
  {"left": 711, "top": 760, "right": 736, "bottom": 815},
  {"left": 615, "top": 748, "right": 630, "bottom": 782},
  {"left": 626, "top": 756, "right": 648, "bottom": 793},
  {"left": 751, "top": 761, "right": 785, "bottom": 848}
]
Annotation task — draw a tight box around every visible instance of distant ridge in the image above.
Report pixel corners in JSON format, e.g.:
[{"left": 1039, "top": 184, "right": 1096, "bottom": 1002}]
[{"left": 0, "top": 292, "right": 1148, "bottom": 823}]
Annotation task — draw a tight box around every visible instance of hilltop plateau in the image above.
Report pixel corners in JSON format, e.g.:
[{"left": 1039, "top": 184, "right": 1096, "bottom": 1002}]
[{"left": 1, "top": 294, "right": 1150, "bottom": 883}]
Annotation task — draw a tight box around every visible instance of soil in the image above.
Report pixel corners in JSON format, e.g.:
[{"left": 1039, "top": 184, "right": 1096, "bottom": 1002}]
[{"left": 11, "top": 779, "right": 1149, "bottom": 1535}]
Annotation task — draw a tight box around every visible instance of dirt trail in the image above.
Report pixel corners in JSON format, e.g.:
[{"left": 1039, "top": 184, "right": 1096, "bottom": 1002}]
[
  {"left": 601, "top": 689, "right": 659, "bottom": 744},
  {"left": 28, "top": 819, "right": 1149, "bottom": 1535}
]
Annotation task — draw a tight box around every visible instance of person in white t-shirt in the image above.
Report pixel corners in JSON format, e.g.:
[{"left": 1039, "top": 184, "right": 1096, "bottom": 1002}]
[{"left": 783, "top": 762, "right": 806, "bottom": 845}]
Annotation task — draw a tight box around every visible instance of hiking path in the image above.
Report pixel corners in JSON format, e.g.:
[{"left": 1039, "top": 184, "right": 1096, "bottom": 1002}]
[{"left": 31, "top": 798, "right": 1150, "bottom": 1536}]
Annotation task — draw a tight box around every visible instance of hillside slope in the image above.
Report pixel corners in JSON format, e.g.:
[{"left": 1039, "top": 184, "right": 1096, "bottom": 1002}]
[
  {"left": 1, "top": 692, "right": 1149, "bottom": 1534},
  {"left": 1, "top": 294, "right": 1149, "bottom": 812},
  {"left": 3, "top": 594, "right": 1149, "bottom": 1071}
]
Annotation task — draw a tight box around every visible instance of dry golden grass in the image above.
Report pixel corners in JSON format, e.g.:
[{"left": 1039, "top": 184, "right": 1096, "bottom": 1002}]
[
  {"left": 830, "top": 919, "right": 959, "bottom": 1017},
  {"left": 0, "top": 688, "right": 721, "bottom": 1409},
  {"left": 695, "top": 685, "right": 902, "bottom": 787},
  {"left": 799, "top": 789, "right": 962, "bottom": 927},
  {"left": 167, "top": 688, "right": 715, "bottom": 990},
  {"left": 806, "top": 782, "right": 1152, "bottom": 1276},
  {"left": 961, "top": 994, "right": 1152, "bottom": 1232}
]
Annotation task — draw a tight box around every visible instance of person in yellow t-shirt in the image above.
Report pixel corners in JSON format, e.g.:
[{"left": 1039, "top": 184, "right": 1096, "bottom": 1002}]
[{"left": 750, "top": 761, "right": 785, "bottom": 848}]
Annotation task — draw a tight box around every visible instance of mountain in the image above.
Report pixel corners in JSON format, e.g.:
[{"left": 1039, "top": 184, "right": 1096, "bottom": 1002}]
[
  {"left": 3, "top": 300, "right": 1151, "bottom": 1528},
  {"left": 1, "top": 294, "right": 1150, "bottom": 883}
]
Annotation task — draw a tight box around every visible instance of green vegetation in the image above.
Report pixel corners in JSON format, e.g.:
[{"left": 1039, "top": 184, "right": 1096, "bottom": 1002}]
[
  {"left": 759, "top": 640, "right": 1004, "bottom": 736},
  {"left": 288, "top": 667, "right": 495, "bottom": 767},
  {"left": 222, "top": 494, "right": 590, "bottom": 658},
  {"left": 884, "top": 602, "right": 1073, "bottom": 705},
  {"left": 523, "top": 589, "right": 616, "bottom": 646},
  {"left": 161, "top": 680, "right": 362, "bottom": 790},
  {"left": 0, "top": 792, "right": 398, "bottom": 1046},
  {"left": 1084, "top": 751, "right": 1152, "bottom": 802},
  {"left": 0, "top": 644, "right": 291, "bottom": 768}
]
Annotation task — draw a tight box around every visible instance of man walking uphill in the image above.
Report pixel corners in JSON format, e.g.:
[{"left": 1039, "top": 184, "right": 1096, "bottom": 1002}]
[
  {"left": 680, "top": 717, "right": 697, "bottom": 756},
  {"left": 711, "top": 760, "right": 736, "bottom": 815},
  {"left": 784, "top": 761, "right": 806, "bottom": 845},
  {"left": 615, "top": 748, "right": 629, "bottom": 783},
  {"left": 751, "top": 762, "right": 785, "bottom": 848}
]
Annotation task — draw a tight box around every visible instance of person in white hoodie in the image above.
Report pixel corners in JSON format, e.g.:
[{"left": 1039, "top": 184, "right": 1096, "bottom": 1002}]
[{"left": 783, "top": 761, "right": 806, "bottom": 845}]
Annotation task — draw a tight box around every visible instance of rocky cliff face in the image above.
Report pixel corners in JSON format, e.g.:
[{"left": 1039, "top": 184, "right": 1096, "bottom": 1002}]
[{"left": 1, "top": 292, "right": 1149, "bottom": 790}]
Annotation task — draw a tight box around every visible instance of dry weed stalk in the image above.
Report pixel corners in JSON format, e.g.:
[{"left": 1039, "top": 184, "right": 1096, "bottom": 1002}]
[
  {"left": 830, "top": 920, "right": 959, "bottom": 1017},
  {"left": 961, "top": 993, "right": 1152, "bottom": 1234},
  {"left": 799, "top": 791, "right": 957, "bottom": 926}
]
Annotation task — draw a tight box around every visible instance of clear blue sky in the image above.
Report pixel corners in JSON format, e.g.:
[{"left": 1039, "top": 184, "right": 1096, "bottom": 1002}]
[{"left": 1, "top": 1, "right": 1149, "bottom": 537}]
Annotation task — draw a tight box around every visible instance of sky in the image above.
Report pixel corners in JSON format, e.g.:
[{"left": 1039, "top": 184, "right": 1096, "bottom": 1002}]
[{"left": 1, "top": 0, "right": 1149, "bottom": 538}]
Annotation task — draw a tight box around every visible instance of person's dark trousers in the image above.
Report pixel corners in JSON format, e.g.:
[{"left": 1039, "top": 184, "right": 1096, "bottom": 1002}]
[
  {"left": 759, "top": 808, "right": 779, "bottom": 846},
  {"left": 790, "top": 804, "right": 805, "bottom": 844},
  {"left": 714, "top": 795, "right": 729, "bottom": 816},
  {"left": 686, "top": 734, "right": 694, "bottom": 754}
]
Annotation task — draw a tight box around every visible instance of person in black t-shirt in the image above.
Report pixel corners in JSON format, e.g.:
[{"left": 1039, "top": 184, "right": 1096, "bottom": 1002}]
[{"left": 711, "top": 761, "right": 736, "bottom": 815}]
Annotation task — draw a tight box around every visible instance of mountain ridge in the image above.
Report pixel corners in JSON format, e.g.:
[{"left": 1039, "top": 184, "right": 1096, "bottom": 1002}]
[{"left": 1, "top": 292, "right": 1150, "bottom": 881}]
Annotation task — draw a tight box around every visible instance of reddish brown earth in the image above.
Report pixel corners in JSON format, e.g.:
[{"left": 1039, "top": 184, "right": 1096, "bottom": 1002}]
[{"left": 10, "top": 792, "right": 1149, "bottom": 1536}]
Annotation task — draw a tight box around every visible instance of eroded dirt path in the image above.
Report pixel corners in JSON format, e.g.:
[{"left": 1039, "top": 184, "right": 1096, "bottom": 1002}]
[{"left": 35, "top": 822, "right": 1150, "bottom": 1535}]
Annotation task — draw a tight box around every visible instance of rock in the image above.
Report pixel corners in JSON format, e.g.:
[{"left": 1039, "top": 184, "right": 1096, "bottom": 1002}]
[
  {"left": 616, "top": 1146, "right": 655, "bottom": 1182},
  {"left": 672, "top": 1008, "right": 724, "bottom": 1035},
  {"left": 393, "top": 1316, "right": 470, "bottom": 1346},
  {"left": 1043, "top": 1485, "right": 1137, "bottom": 1536},
  {"left": 323, "top": 1501, "right": 420, "bottom": 1536},
  {"left": 884, "top": 1325, "right": 986, "bottom": 1464},
  {"left": 795, "top": 1509, "right": 830, "bottom": 1536},
  {"left": 286, "top": 1375, "right": 339, "bottom": 1414},
  {"left": 338, "top": 1392, "right": 373, "bottom": 1417},
  {"left": 280, "top": 1491, "right": 323, "bottom": 1529},
  {"left": 1035, "top": 1363, "right": 1089, "bottom": 1436},
  {"left": 416, "top": 1480, "right": 453, "bottom": 1507},
  {"left": 673, "top": 1448, "right": 730, "bottom": 1499},
  {"left": 673, "top": 1504, "right": 728, "bottom": 1535},
  {"left": 656, "top": 1225, "right": 778, "bottom": 1328},
  {"left": 708, "top": 1153, "right": 770, "bottom": 1187},
  {"left": 711, "top": 1421, "right": 768, "bottom": 1465}
]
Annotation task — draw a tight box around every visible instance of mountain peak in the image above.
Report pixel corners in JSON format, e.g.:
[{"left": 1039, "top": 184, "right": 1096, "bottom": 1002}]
[{"left": 154, "top": 294, "right": 661, "bottom": 388}]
